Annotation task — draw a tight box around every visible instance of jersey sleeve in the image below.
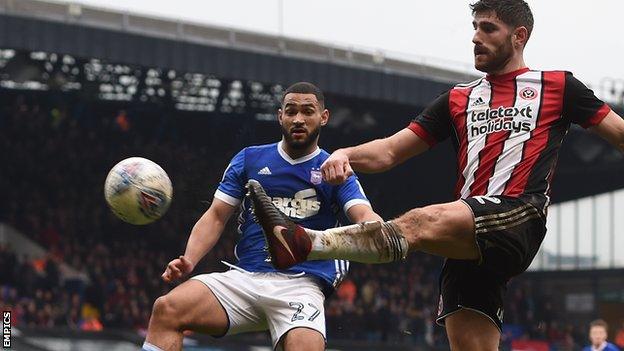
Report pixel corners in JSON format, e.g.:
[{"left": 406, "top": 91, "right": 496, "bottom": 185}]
[
  {"left": 407, "top": 90, "right": 452, "bottom": 147},
  {"left": 214, "top": 149, "right": 246, "bottom": 206},
  {"left": 563, "top": 72, "right": 611, "bottom": 128},
  {"left": 335, "top": 175, "right": 371, "bottom": 215}
]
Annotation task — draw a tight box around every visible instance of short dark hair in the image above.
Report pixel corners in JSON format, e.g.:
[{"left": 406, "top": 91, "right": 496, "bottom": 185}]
[
  {"left": 590, "top": 319, "right": 609, "bottom": 331},
  {"left": 282, "top": 82, "right": 325, "bottom": 109},
  {"left": 470, "top": 0, "right": 534, "bottom": 39}
]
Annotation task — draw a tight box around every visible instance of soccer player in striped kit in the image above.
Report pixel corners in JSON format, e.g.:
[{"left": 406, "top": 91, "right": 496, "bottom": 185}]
[{"left": 246, "top": 1, "right": 624, "bottom": 350}]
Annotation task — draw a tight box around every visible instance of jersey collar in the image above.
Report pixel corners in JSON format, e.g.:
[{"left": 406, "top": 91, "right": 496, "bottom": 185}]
[
  {"left": 277, "top": 141, "right": 321, "bottom": 165},
  {"left": 486, "top": 67, "right": 530, "bottom": 82}
]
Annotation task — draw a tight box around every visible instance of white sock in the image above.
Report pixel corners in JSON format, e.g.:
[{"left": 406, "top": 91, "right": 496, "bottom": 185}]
[
  {"left": 307, "top": 221, "right": 408, "bottom": 263},
  {"left": 142, "top": 341, "right": 165, "bottom": 351}
]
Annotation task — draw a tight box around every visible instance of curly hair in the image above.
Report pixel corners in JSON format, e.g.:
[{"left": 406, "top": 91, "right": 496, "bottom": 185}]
[
  {"left": 282, "top": 82, "right": 325, "bottom": 109},
  {"left": 470, "top": 0, "right": 534, "bottom": 39}
]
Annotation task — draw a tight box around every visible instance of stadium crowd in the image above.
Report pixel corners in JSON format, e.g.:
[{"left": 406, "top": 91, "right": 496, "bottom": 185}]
[{"left": 0, "top": 91, "right": 614, "bottom": 349}]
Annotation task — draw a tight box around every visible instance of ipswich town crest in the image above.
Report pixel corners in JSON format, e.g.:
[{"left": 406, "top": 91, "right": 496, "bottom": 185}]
[{"left": 310, "top": 169, "right": 322, "bottom": 185}]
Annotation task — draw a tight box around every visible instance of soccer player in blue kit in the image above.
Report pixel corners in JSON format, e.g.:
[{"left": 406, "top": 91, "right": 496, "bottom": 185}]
[{"left": 143, "top": 82, "right": 381, "bottom": 351}]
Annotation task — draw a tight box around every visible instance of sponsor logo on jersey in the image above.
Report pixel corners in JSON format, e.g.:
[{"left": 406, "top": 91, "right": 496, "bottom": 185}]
[
  {"left": 469, "top": 106, "right": 534, "bottom": 138},
  {"left": 471, "top": 96, "right": 486, "bottom": 106},
  {"left": 272, "top": 188, "right": 321, "bottom": 219},
  {"left": 470, "top": 106, "right": 533, "bottom": 122},
  {"left": 258, "top": 167, "right": 272, "bottom": 175}
]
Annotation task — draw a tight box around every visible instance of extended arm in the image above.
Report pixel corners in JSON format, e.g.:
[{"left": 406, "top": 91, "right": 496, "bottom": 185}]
[
  {"left": 345, "top": 129, "right": 430, "bottom": 172},
  {"left": 321, "top": 129, "right": 430, "bottom": 185},
  {"left": 589, "top": 110, "right": 624, "bottom": 152},
  {"left": 162, "top": 198, "right": 236, "bottom": 282},
  {"left": 322, "top": 91, "right": 452, "bottom": 185}
]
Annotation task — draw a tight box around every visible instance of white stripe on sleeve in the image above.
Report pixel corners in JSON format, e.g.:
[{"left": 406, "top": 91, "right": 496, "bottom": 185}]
[
  {"left": 214, "top": 189, "right": 241, "bottom": 206},
  {"left": 343, "top": 199, "right": 371, "bottom": 214}
]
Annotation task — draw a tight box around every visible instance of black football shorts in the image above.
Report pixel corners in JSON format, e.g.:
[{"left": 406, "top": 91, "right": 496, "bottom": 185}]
[{"left": 436, "top": 195, "right": 546, "bottom": 331}]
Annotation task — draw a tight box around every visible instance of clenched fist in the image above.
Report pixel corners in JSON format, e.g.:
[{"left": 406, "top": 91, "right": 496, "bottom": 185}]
[
  {"left": 161, "top": 255, "right": 194, "bottom": 283},
  {"left": 321, "top": 149, "right": 353, "bottom": 185}
]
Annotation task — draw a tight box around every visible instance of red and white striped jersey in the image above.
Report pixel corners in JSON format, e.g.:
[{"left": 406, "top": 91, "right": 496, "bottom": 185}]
[{"left": 408, "top": 68, "right": 611, "bottom": 210}]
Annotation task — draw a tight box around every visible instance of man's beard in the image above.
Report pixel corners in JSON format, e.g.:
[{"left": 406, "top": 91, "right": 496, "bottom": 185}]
[
  {"left": 281, "top": 125, "right": 321, "bottom": 150},
  {"left": 475, "top": 38, "right": 514, "bottom": 73}
]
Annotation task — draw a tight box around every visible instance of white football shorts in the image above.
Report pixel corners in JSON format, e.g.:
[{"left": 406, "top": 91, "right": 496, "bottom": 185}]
[{"left": 191, "top": 266, "right": 326, "bottom": 350}]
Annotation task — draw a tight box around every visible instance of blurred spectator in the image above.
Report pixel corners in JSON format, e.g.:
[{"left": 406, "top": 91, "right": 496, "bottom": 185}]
[
  {"left": 336, "top": 279, "right": 357, "bottom": 305},
  {"left": 115, "top": 110, "right": 130, "bottom": 132},
  {"left": 616, "top": 321, "right": 624, "bottom": 349},
  {"left": 582, "top": 319, "right": 620, "bottom": 351}
]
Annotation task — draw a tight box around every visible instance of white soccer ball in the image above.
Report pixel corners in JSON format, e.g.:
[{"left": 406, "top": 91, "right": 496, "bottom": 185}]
[{"left": 104, "top": 157, "right": 173, "bottom": 225}]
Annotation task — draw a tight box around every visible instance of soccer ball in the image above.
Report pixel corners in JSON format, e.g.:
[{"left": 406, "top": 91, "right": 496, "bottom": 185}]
[{"left": 104, "top": 157, "right": 173, "bottom": 225}]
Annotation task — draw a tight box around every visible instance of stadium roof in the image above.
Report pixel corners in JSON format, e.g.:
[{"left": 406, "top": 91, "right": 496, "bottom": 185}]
[{"left": 0, "top": 0, "right": 478, "bottom": 84}]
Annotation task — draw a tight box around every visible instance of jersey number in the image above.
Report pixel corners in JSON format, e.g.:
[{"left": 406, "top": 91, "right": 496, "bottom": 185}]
[
  {"left": 289, "top": 302, "right": 320, "bottom": 322},
  {"left": 473, "top": 196, "right": 502, "bottom": 205}
]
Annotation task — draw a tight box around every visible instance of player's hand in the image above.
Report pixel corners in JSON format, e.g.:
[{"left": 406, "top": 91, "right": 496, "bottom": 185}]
[
  {"left": 161, "top": 255, "right": 194, "bottom": 283},
  {"left": 321, "top": 149, "right": 353, "bottom": 185}
]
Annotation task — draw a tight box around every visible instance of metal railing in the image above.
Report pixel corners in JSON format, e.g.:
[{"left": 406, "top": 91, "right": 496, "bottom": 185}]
[
  {"left": 597, "top": 77, "right": 624, "bottom": 106},
  {"left": 530, "top": 188, "right": 624, "bottom": 270}
]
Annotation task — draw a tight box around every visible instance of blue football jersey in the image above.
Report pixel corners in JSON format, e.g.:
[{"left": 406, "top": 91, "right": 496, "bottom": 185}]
[{"left": 214, "top": 141, "right": 371, "bottom": 291}]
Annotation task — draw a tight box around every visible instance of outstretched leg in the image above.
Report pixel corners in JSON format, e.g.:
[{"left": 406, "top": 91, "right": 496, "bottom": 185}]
[
  {"left": 393, "top": 201, "right": 479, "bottom": 259},
  {"left": 247, "top": 179, "right": 478, "bottom": 269}
]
